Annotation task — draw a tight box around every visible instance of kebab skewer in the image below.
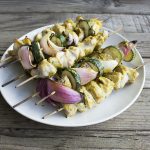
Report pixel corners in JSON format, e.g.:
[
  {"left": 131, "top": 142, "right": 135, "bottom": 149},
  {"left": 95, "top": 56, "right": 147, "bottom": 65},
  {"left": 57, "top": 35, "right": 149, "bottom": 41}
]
[
  {"left": 0, "top": 16, "right": 103, "bottom": 65},
  {"left": 12, "top": 40, "right": 140, "bottom": 117},
  {"left": 40, "top": 64, "right": 139, "bottom": 118},
  {"left": 1, "top": 16, "right": 121, "bottom": 89},
  {"left": 33, "top": 40, "right": 142, "bottom": 118},
  {"left": 0, "top": 16, "right": 145, "bottom": 120},
  {"left": 16, "top": 26, "right": 122, "bottom": 87},
  {"left": 1, "top": 37, "right": 138, "bottom": 89},
  {"left": 15, "top": 35, "right": 136, "bottom": 88},
  {"left": 12, "top": 45, "right": 123, "bottom": 109},
  {"left": 1, "top": 30, "right": 108, "bottom": 88},
  {"left": 1, "top": 26, "right": 123, "bottom": 87}
]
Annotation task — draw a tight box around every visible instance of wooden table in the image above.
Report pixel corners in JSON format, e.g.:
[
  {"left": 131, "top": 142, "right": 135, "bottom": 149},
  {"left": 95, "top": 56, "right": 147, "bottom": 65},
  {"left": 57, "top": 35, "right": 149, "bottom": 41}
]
[{"left": 0, "top": 0, "right": 150, "bottom": 149}]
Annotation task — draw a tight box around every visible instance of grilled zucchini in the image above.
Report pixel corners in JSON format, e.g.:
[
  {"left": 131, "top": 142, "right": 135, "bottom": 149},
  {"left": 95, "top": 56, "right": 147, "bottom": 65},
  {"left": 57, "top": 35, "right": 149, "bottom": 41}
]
[
  {"left": 31, "top": 41, "right": 45, "bottom": 63},
  {"left": 62, "top": 68, "right": 81, "bottom": 90},
  {"left": 103, "top": 46, "right": 123, "bottom": 64},
  {"left": 81, "top": 58, "right": 104, "bottom": 75}
]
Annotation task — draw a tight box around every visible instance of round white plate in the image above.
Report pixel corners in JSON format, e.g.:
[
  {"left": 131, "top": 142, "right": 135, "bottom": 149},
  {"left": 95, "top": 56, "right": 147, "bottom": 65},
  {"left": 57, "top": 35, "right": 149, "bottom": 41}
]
[{"left": 0, "top": 25, "right": 145, "bottom": 127}]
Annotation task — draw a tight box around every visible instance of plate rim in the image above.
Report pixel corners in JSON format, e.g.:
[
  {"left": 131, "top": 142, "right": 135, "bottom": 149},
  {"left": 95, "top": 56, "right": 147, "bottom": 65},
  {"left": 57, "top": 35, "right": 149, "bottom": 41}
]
[{"left": 0, "top": 25, "right": 146, "bottom": 127}]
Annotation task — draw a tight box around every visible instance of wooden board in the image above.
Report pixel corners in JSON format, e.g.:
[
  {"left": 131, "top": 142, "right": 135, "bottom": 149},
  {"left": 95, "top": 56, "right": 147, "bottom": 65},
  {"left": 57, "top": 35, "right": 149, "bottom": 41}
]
[
  {"left": 0, "top": 2, "right": 150, "bottom": 149},
  {"left": 0, "top": 0, "right": 150, "bottom": 14}
]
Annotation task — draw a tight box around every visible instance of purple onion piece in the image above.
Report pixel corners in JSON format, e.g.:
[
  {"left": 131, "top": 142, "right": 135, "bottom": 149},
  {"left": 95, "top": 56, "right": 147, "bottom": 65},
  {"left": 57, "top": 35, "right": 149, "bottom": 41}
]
[
  {"left": 36, "top": 79, "right": 82, "bottom": 104},
  {"left": 73, "top": 68, "right": 98, "bottom": 85}
]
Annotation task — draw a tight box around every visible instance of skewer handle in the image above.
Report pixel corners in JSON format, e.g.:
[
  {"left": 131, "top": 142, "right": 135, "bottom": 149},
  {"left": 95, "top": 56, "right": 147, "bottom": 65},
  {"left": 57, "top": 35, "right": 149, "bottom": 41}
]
[
  {"left": 36, "top": 91, "right": 56, "bottom": 105},
  {"left": 0, "top": 59, "right": 19, "bottom": 68},
  {"left": 42, "top": 108, "right": 64, "bottom": 119},
  {"left": 1, "top": 56, "right": 13, "bottom": 63},
  {"left": 13, "top": 92, "right": 39, "bottom": 108},
  {"left": 15, "top": 75, "right": 38, "bottom": 88},
  {"left": 2, "top": 74, "right": 25, "bottom": 87}
]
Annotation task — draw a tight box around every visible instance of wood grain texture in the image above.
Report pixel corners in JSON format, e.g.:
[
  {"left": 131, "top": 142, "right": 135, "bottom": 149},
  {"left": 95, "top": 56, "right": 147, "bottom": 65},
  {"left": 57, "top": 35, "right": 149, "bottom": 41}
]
[
  {"left": 0, "top": 130, "right": 150, "bottom": 150},
  {"left": 0, "top": 89, "right": 150, "bottom": 149},
  {"left": 0, "top": 13, "right": 150, "bottom": 57},
  {"left": 0, "top": 0, "right": 150, "bottom": 14},
  {"left": 0, "top": 88, "right": 150, "bottom": 130},
  {"left": 0, "top": 2, "right": 150, "bottom": 149}
]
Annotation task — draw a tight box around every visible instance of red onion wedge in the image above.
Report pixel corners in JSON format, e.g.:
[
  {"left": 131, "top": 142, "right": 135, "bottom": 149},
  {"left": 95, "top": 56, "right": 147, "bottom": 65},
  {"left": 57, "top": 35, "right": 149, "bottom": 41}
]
[
  {"left": 73, "top": 68, "right": 98, "bottom": 85},
  {"left": 36, "top": 79, "right": 82, "bottom": 104},
  {"left": 18, "top": 46, "right": 36, "bottom": 70}
]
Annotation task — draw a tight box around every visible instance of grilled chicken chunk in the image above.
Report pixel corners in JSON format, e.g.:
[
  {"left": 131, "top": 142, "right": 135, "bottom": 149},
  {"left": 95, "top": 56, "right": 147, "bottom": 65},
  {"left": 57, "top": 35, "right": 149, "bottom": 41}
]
[
  {"left": 104, "top": 72, "right": 124, "bottom": 90},
  {"left": 30, "top": 59, "right": 57, "bottom": 78},
  {"left": 80, "top": 86, "right": 96, "bottom": 109},
  {"left": 76, "top": 102, "right": 87, "bottom": 112},
  {"left": 98, "top": 77, "right": 114, "bottom": 97},
  {"left": 92, "top": 53, "right": 118, "bottom": 73},
  {"left": 63, "top": 104, "right": 78, "bottom": 117},
  {"left": 115, "top": 65, "right": 139, "bottom": 83},
  {"left": 86, "top": 81, "right": 105, "bottom": 103},
  {"left": 105, "top": 65, "right": 139, "bottom": 90},
  {"left": 52, "top": 24, "right": 65, "bottom": 34}
]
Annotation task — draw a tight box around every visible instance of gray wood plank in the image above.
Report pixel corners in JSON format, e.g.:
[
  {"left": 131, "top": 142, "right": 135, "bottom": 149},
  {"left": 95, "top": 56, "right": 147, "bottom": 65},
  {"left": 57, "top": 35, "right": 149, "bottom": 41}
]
[
  {"left": 0, "top": 130, "right": 150, "bottom": 150},
  {"left": 0, "top": 11, "right": 150, "bottom": 149},
  {"left": 0, "top": 0, "right": 150, "bottom": 14},
  {"left": 0, "top": 13, "right": 150, "bottom": 57},
  {"left": 0, "top": 88, "right": 150, "bottom": 130}
]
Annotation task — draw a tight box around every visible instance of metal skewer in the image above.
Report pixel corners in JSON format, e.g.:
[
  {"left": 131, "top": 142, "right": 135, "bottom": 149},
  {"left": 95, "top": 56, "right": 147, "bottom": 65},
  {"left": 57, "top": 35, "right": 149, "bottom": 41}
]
[
  {"left": 13, "top": 92, "right": 39, "bottom": 108},
  {"left": 15, "top": 75, "right": 38, "bottom": 88}
]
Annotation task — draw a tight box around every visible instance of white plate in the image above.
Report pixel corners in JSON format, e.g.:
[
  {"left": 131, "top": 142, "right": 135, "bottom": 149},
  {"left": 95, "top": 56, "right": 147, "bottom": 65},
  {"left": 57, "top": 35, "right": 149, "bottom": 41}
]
[{"left": 0, "top": 25, "right": 145, "bottom": 127}]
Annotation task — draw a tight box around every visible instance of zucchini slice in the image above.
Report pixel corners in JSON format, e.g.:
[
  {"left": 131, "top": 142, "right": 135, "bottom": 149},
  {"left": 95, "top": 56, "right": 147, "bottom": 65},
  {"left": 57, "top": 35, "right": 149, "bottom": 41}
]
[
  {"left": 31, "top": 41, "right": 45, "bottom": 63},
  {"left": 81, "top": 58, "right": 104, "bottom": 75},
  {"left": 51, "top": 34, "right": 67, "bottom": 47},
  {"left": 50, "top": 36, "right": 62, "bottom": 47},
  {"left": 124, "top": 50, "right": 134, "bottom": 62},
  {"left": 57, "top": 34, "right": 67, "bottom": 47},
  {"left": 118, "top": 41, "right": 135, "bottom": 62},
  {"left": 103, "top": 46, "right": 123, "bottom": 64},
  {"left": 88, "top": 28, "right": 95, "bottom": 36},
  {"left": 78, "top": 20, "right": 90, "bottom": 38},
  {"left": 62, "top": 68, "right": 81, "bottom": 90}
]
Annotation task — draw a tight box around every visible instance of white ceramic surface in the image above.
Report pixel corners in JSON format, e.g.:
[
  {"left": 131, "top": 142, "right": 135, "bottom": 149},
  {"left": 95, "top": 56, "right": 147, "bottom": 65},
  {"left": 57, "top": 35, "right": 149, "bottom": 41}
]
[{"left": 0, "top": 25, "right": 145, "bottom": 127}]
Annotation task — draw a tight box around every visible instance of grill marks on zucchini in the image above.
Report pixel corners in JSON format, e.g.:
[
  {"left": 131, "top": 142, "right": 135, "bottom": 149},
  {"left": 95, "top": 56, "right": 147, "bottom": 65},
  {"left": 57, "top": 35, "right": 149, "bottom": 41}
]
[
  {"left": 78, "top": 20, "right": 95, "bottom": 38},
  {"left": 62, "top": 68, "right": 81, "bottom": 90},
  {"left": 124, "top": 50, "right": 134, "bottom": 62},
  {"left": 78, "top": 20, "right": 90, "bottom": 38},
  {"left": 81, "top": 58, "right": 104, "bottom": 75},
  {"left": 50, "top": 34, "right": 67, "bottom": 47},
  {"left": 31, "top": 41, "right": 45, "bottom": 63},
  {"left": 103, "top": 46, "right": 123, "bottom": 64},
  {"left": 118, "top": 41, "right": 135, "bottom": 62}
]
